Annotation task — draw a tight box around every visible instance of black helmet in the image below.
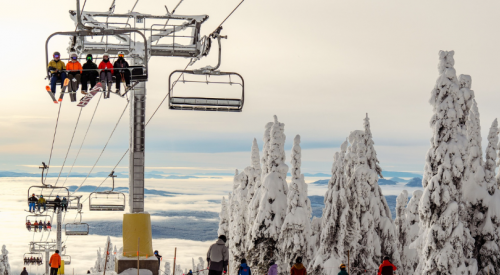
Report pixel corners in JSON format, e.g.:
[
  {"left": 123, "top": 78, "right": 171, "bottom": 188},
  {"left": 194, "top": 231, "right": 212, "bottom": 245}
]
[
  {"left": 268, "top": 260, "right": 275, "bottom": 266},
  {"left": 384, "top": 256, "right": 390, "bottom": 261},
  {"left": 219, "top": 235, "right": 227, "bottom": 243},
  {"left": 86, "top": 54, "right": 93, "bottom": 61},
  {"left": 55, "top": 250, "right": 59, "bottom": 254},
  {"left": 296, "top": 257, "right": 302, "bottom": 264},
  {"left": 241, "top": 258, "right": 247, "bottom": 264}
]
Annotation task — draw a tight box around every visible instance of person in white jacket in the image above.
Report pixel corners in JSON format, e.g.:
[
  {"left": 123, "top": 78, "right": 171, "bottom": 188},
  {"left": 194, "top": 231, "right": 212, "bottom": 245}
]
[{"left": 206, "top": 235, "right": 229, "bottom": 275}]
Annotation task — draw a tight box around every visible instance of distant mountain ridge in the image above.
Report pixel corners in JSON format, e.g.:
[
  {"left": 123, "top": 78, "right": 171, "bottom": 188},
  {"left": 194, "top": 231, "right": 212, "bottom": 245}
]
[
  {"left": 0, "top": 171, "right": 220, "bottom": 179},
  {"left": 405, "top": 177, "right": 423, "bottom": 187}
]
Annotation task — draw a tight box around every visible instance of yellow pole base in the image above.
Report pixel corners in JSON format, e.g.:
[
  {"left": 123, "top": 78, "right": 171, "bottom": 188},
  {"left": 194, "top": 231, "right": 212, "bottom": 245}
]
[
  {"left": 58, "top": 260, "right": 65, "bottom": 275},
  {"left": 122, "top": 213, "right": 154, "bottom": 257}
]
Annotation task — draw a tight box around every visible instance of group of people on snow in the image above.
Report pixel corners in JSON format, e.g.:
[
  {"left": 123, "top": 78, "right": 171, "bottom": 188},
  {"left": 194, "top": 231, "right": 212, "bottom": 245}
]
[
  {"left": 48, "top": 51, "right": 132, "bottom": 97},
  {"left": 23, "top": 257, "right": 43, "bottom": 266},
  {"left": 204, "top": 235, "right": 398, "bottom": 275},
  {"left": 28, "top": 194, "right": 68, "bottom": 213},
  {"left": 26, "top": 219, "right": 51, "bottom": 232}
]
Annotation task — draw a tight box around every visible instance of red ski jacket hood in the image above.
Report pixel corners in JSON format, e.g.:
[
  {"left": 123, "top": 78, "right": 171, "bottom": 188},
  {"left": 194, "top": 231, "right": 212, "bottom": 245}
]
[{"left": 378, "top": 260, "right": 396, "bottom": 275}]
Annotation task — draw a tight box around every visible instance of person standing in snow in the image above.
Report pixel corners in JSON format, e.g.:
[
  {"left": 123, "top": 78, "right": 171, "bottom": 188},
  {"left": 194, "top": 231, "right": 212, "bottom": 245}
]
[
  {"left": 206, "top": 235, "right": 229, "bottom": 275},
  {"left": 290, "top": 257, "right": 306, "bottom": 275},
  {"left": 49, "top": 250, "right": 61, "bottom": 275},
  {"left": 154, "top": 250, "right": 162, "bottom": 266},
  {"left": 48, "top": 51, "right": 67, "bottom": 94},
  {"left": 21, "top": 267, "right": 28, "bottom": 275},
  {"left": 378, "top": 256, "right": 397, "bottom": 275},
  {"left": 81, "top": 54, "right": 99, "bottom": 94},
  {"left": 337, "top": 264, "right": 348, "bottom": 275},
  {"left": 267, "top": 260, "right": 277, "bottom": 275},
  {"left": 238, "top": 259, "right": 251, "bottom": 275}
]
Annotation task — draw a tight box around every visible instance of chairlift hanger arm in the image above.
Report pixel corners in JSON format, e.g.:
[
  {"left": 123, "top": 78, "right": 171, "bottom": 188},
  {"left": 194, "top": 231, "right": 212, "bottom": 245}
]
[{"left": 45, "top": 29, "right": 148, "bottom": 80}]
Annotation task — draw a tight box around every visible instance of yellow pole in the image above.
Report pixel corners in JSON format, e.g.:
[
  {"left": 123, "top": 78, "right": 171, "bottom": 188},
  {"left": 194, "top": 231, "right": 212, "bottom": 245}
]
[
  {"left": 137, "top": 238, "right": 140, "bottom": 275},
  {"left": 173, "top": 248, "right": 177, "bottom": 275}
]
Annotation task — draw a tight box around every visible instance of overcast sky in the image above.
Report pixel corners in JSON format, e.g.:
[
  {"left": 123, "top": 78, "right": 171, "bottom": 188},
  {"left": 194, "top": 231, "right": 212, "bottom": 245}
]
[{"left": 1, "top": 0, "right": 500, "bottom": 175}]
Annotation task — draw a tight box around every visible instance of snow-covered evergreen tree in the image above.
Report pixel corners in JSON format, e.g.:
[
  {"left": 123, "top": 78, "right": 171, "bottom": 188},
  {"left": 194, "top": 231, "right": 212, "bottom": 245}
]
[
  {"left": 246, "top": 138, "right": 262, "bottom": 204},
  {"left": 394, "top": 190, "right": 410, "bottom": 274},
  {"left": 249, "top": 116, "right": 289, "bottom": 274},
  {"left": 218, "top": 197, "right": 229, "bottom": 236},
  {"left": 228, "top": 169, "right": 250, "bottom": 274},
  {"left": 279, "top": 135, "right": 313, "bottom": 271},
  {"left": 310, "top": 217, "right": 322, "bottom": 257},
  {"left": 485, "top": 119, "right": 498, "bottom": 194},
  {"left": 163, "top": 261, "right": 171, "bottom": 275},
  {"left": 407, "top": 190, "right": 423, "bottom": 272},
  {"left": 91, "top": 236, "right": 115, "bottom": 273},
  {"left": 416, "top": 50, "right": 477, "bottom": 274},
  {"left": 345, "top": 117, "right": 400, "bottom": 271},
  {"left": 311, "top": 141, "right": 351, "bottom": 275},
  {"left": 0, "top": 245, "right": 11, "bottom": 275}
]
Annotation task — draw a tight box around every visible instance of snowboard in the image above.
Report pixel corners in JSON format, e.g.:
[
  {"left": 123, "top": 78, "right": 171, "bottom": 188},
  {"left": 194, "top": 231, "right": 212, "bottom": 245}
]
[
  {"left": 45, "top": 86, "right": 58, "bottom": 104},
  {"left": 77, "top": 82, "right": 102, "bottom": 107},
  {"left": 58, "top": 78, "right": 70, "bottom": 102}
]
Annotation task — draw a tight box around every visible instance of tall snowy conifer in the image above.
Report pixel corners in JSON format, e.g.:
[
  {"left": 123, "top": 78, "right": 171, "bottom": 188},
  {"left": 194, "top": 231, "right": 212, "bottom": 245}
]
[
  {"left": 0, "top": 245, "right": 11, "bottom": 275},
  {"left": 279, "top": 135, "right": 313, "bottom": 271},
  {"left": 163, "top": 261, "right": 171, "bottom": 275},
  {"left": 485, "top": 119, "right": 498, "bottom": 194},
  {"left": 395, "top": 190, "right": 411, "bottom": 274},
  {"left": 416, "top": 51, "right": 477, "bottom": 274},
  {"left": 249, "top": 116, "right": 289, "bottom": 274},
  {"left": 311, "top": 141, "right": 351, "bottom": 275},
  {"left": 407, "top": 190, "right": 423, "bottom": 272},
  {"left": 229, "top": 169, "right": 250, "bottom": 274},
  {"left": 218, "top": 197, "right": 229, "bottom": 236},
  {"left": 246, "top": 138, "right": 262, "bottom": 204},
  {"left": 345, "top": 116, "right": 400, "bottom": 271}
]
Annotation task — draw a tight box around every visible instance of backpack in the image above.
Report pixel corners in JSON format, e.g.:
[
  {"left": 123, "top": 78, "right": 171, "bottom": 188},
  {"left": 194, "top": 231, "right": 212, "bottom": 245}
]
[{"left": 239, "top": 265, "right": 250, "bottom": 275}]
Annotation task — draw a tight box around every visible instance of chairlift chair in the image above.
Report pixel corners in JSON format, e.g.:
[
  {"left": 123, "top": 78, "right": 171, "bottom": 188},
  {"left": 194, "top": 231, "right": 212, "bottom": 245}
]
[
  {"left": 168, "top": 28, "right": 244, "bottom": 112},
  {"left": 26, "top": 214, "right": 52, "bottom": 232},
  {"left": 27, "top": 162, "right": 70, "bottom": 211},
  {"left": 89, "top": 171, "right": 126, "bottom": 211},
  {"left": 23, "top": 253, "right": 43, "bottom": 266},
  {"left": 65, "top": 211, "right": 89, "bottom": 236},
  {"left": 61, "top": 255, "right": 71, "bottom": 265}
]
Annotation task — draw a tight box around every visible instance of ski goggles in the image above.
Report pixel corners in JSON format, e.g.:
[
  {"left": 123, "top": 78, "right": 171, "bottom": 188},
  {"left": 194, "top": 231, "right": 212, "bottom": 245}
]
[
  {"left": 87, "top": 56, "right": 92, "bottom": 61},
  {"left": 71, "top": 56, "right": 78, "bottom": 60},
  {"left": 118, "top": 54, "right": 125, "bottom": 58},
  {"left": 53, "top": 55, "right": 60, "bottom": 58}
]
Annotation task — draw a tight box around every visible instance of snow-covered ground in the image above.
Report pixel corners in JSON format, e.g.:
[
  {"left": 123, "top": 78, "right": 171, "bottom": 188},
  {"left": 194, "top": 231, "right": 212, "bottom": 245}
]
[{"left": 1, "top": 175, "right": 421, "bottom": 274}]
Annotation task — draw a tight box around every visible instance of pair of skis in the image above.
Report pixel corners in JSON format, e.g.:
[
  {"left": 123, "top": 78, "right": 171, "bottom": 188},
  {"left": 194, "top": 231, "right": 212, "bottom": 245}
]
[{"left": 45, "top": 80, "right": 138, "bottom": 107}]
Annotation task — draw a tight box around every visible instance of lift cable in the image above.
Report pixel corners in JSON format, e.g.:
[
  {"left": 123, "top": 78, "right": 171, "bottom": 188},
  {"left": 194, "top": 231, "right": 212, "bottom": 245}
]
[
  {"left": 72, "top": 99, "right": 130, "bottom": 194},
  {"left": 212, "top": 0, "right": 245, "bottom": 34},
  {"left": 61, "top": 94, "right": 103, "bottom": 188},
  {"left": 43, "top": 102, "right": 64, "bottom": 184},
  {"left": 154, "top": 0, "right": 185, "bottom": 46},
  {"left": 54, "top": 108, "right": 83, "bottom": 186}
]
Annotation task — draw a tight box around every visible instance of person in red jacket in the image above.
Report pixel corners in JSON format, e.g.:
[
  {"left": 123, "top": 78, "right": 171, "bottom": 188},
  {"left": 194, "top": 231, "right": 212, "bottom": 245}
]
[
  {"left": 98, "top": 53, "right": 114, "bottom": 94},
  {"left": 378, "top": 256, "right": 397, "bottom": 275},
  {"left": 290, "top": 257, "right": 306, "bottom": 275}
]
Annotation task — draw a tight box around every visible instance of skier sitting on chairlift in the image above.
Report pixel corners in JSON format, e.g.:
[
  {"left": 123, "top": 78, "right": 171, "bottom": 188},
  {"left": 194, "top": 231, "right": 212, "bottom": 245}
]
[
  {"left": 47, "top": 221, "right": 52, "bottom": 230},
  {"left": 38, "top": 195, "right": 46, "bottom": 212},
  {"left": 113, "top": 51, "right": 131, "bottom": 93},
  {"left": 53, "top": 195, "right": 61, "bottom": 212},
  {"left": 81, "top": 54, "right": 99, "bottom": 95},
  {"left": 38, "top": 220, "right": 43, "bottom": 231},
  {"left": 43, "top": 221, "right": 48, "bottom": 231},
  {"left": 28, "top": 194, "right": 38, "bottom": 213},
  {"left": 61, "top": 197, "right": 68, "bottom": 212},
  {"left": 24, "top": 257, "right": 28, "bottom": 265},
  {"left": 26, "top": 220, "right": 31, "bottom": 231},
  {"left": 66, "top": 52, "right": 83, "bottom": 96},
  {"left": 48, "top": 51, "right": 67, "bottom": 94},
  {"left": 33, "top": 221, "right": 39, "bottom": 232},
  {"left": 98, "top": 53, "right": 114, "bottom": 94}
]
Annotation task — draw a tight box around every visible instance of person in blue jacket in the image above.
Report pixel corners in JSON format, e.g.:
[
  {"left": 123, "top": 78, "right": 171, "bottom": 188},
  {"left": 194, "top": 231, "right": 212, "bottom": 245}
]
[{"left": 238, "top": 259, "right": 251, "bottom": 275}]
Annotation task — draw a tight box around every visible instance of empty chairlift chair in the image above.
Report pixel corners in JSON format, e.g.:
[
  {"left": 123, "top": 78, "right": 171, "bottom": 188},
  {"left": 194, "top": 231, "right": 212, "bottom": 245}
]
[
  {"left": 89, "top": 171, "right": 126, "bottom": 211},
  {"left": 61, "top": 255, "right": 71, "bottom": 265},
  {"left": 168, "top": 29, "right": 244, "bottom": 112},
  {"left": 65, "top": 211, "right": 89, "bottom": 236}
]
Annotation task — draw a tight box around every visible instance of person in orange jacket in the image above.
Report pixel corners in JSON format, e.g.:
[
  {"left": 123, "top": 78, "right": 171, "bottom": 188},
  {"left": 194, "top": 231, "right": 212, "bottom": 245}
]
[
  {"left": 49, "top": 250, "right": 61, "bottom": 275},
  {"left": 290, "top": 257, "right": 306, "bottom": 275},
  {"left": 378, "top": 256, "right": 397, "bottom": 275},
  {"left": 66, "top": 52, "right": 83, "bottom": 97}
]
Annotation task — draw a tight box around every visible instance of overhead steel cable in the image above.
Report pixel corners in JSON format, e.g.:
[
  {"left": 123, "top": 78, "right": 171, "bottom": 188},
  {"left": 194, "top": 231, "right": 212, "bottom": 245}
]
[
  {"left": 61, "top": 94, "right": 103, "bottom": 187},
  {"left": 154, "top": 0, "right": 185, "bottom": 46},
  {"left": 44, "top": 102, "right": 64, "bottom": 184},
  {"left": 212, "top": 0, "right": 245, "bottom": 34},
  {"left": 54, "top": 108, "right": 83, "bottom": 186},
  {"left": 72, "top": 100, "right": 130, "bottom": 194}
]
